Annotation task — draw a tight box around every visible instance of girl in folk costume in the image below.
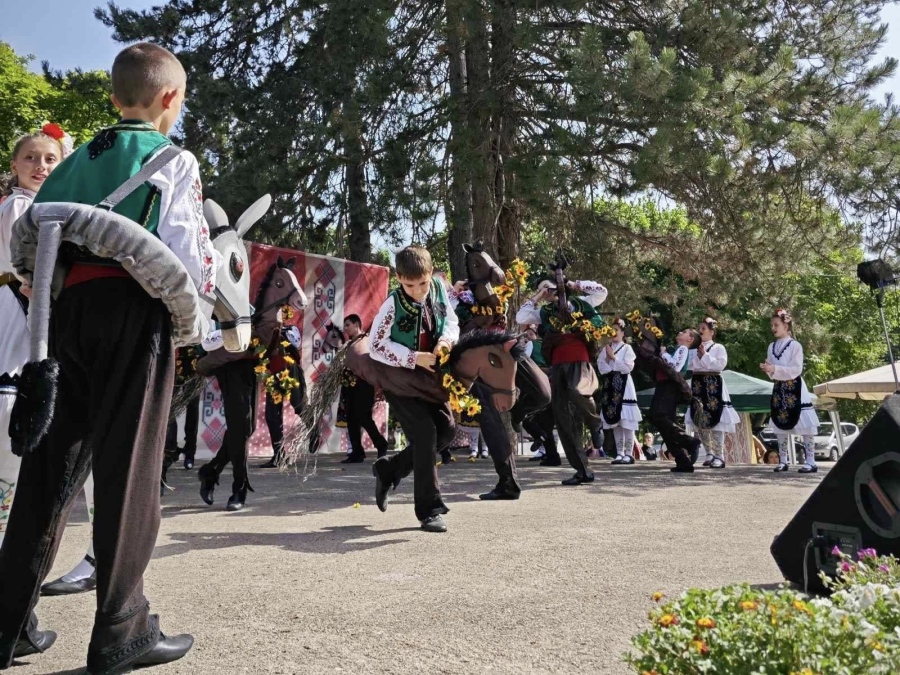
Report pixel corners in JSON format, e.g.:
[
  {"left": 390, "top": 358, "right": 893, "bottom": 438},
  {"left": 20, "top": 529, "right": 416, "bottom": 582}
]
[
  {"left": 761, "top": 308, "right": 819, "bottom": 474},
  {"left": 0, "top": 126, "right": 97, "bottom": 596},
  {"left": 685, "top": 317, "right": 740, "bottom": 469},
  {"left": 597, "top": 318, "right": 642, "bottom": 464}
]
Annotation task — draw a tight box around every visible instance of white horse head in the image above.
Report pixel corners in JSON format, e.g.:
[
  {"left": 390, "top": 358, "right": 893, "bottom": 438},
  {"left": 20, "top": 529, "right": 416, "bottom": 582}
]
[{"left": 203, "top": 195, "right": 270, "bottom": 352}]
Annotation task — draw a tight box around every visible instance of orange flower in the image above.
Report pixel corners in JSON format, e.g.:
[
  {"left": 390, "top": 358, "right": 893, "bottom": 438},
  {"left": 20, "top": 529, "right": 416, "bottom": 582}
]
[
  {"left": 651, "top": 592, "right": 665, "bottom": 603},
  {"left": 690, "top": 640, "right": 710, "bottom": 655},
  {"left": 740, "top": 600, "right": 758, "bottom": 611},
  {"left": 792, "top": 600, "right": 812, "bottom": 616},
  {"left": 657, "top": 614, "right": 678, "bottom": 628},
  {"left": 696, "top": 617, "right": 716, "bottom": 630}
]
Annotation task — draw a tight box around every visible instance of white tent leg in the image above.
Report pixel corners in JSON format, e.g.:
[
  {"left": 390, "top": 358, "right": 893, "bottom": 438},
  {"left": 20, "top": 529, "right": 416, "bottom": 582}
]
[{"left": 828, "top": 408, "right": 845, "bottom": 459}]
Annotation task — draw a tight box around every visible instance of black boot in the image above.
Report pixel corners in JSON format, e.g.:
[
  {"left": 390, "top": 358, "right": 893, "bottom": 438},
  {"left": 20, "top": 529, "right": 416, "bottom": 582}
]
[
  {"left": 198, "top": 465, "right": 218, "bottom": 505},
  {"left": 226, "top": 481, "right": 253, "bottom": 512}
]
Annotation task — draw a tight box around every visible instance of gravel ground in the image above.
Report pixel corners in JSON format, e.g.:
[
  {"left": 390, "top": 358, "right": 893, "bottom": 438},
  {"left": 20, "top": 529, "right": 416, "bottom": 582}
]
[{"left": 10, "top": 455, "right": 826, "bottom": 675}]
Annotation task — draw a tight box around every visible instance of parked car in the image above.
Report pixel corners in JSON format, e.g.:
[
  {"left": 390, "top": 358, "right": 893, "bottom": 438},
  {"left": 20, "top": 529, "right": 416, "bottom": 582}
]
[{"left": 813, "top": 422, "right": 860, "bottom": 461}]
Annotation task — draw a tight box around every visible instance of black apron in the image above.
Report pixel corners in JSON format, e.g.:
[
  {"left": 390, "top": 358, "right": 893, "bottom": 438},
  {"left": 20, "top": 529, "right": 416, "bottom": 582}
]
[
  {"left": 690, "top": 373, "right": 725, "bottom": 429},
  {"left": 771, "top": 378, "right": 803, "bottom": 431}
]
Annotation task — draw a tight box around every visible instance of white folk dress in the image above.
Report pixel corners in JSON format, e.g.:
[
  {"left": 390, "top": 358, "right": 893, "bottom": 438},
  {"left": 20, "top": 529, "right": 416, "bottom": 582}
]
[
  {"left": 765, "top": 338, "right": 818, "bottom": 437},
  {"left": 0, "top": 188, "right": 36, "bottom": 536},
  {"left": 597, "top": 342, "right": 642, "bottom": 431},
  {"left": 685, "top": 341, "right": 740, "bottom": 434}
]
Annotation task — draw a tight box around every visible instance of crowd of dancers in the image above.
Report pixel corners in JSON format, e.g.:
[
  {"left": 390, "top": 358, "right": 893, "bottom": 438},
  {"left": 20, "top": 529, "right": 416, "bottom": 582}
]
[{"left": 0, "top": 41, "right": 820, "bottom": 675}]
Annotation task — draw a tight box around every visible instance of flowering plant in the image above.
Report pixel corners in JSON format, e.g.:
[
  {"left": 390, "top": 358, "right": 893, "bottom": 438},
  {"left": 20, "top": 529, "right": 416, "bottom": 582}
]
[
  {"left": 627, "top": 548, "right": 900, "bottom": 674},
  {"left": 436, "top": 344, "right": 481, "bottom": 416}
]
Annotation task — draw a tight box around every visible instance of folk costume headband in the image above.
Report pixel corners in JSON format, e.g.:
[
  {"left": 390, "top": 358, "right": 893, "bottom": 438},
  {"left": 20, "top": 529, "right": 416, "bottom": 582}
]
[
  {"left": 39, "top": 122, "right": 75, "bottom": 159},
  {"left": 702, "top": 317, "right": 718, "bottom": 331}
]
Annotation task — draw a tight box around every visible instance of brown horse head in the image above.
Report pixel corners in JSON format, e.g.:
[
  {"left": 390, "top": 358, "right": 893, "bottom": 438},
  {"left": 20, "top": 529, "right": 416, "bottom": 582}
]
[
  {"left": 625, "top": 313, "right": 663, "bottom": 357},
  {"left": 254, "top": 256, "right": 308, "bottom": 325},
  {"left": 448, "top": 329, "right": 523, "bottom": 412},
  {"left": 463, "top": 240, "right": 505, "bottom": 328}
]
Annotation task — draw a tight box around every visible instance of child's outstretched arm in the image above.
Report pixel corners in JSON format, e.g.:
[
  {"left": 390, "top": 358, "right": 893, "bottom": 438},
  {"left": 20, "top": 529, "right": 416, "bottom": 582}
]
[{"left": 150, "top": 150, "right": 219, "bottom": 295}]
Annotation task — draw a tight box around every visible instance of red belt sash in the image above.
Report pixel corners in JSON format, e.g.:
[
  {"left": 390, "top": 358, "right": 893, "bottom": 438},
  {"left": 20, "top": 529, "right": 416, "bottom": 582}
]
[
  {"left": 551, "top": 333, "right": 589, "bottom": 365},
  {"left": 64, "top": 263, "right": 132, "bottom": 289}
]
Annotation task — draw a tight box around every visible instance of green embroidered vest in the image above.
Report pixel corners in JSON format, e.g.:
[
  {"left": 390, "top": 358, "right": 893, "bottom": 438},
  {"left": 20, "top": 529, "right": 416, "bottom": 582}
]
[
  {"left": 35, "top": 120, "right": 172, "bottom": 233},
  {"left": 531, "top": 339, "right": 547, "bottom": 367},
  {"left": 389, "top": 278, "right": 450, "bottom": 349},
  {"left": 538, "top": 296, "right": 601, "bottom": 333}
]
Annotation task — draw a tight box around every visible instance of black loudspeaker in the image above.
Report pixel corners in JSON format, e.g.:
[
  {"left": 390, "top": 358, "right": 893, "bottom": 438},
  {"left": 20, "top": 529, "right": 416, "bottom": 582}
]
[{"left": 771, "top": 394, "right": 900, "bottom": 594}]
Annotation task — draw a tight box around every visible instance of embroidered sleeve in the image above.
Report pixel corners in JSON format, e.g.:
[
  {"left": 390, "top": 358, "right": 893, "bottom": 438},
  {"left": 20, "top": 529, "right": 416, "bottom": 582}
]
[
  {"left": 574, "top": 280, "right": 608, "bottom": 307},
  {"left": 369, "top": 297, "right": 417, "bottom": 369},
  {"left": 151, "top": 150, "right": 220, "bottom": 294},
  {"left": 669, "top": 346, "right": 689, "bottom": 372},
  {"left": 515, "top": 300, "right": 541, "bottom": 326},
  {"left": 771, "top": 341, "right": 803, "bottom": 381}
]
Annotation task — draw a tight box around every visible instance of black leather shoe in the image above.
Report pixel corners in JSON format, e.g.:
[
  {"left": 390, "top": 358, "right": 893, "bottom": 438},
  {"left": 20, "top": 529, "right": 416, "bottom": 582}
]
[
  {"left": 226, "top": 484, "right": 249, "bottom": 512},
  {"left": 373, "top": 459, "right": 393, "bottom": 512},
  {"left": 671, "top": 464, "right": 695, "bottom": 473},
  {"left": 561, "top": 473, "right": 594, "bottom": 486},
  {"left": 41, "top": 569, "right": 97, "bottom": 596},
  {"left": 129, "top": 632, "right": 194, "bottom": 670},
  {"left": 258, "top": 459, "right": 278, "bottom": 469},
  {"left": 183, "top": 457, "right": 194, "bottom": 470},
  {"left": 199, "top": 474, "right": 217, "bottom": 505},
  {"left": 798, "top": 465, "right": 819, "bottom": 474},
  {"left": 13, "top": 629, "right": 56, "bottom": 658},
  {"left": 688, "top": 438, "right": 702, "bottom": 464},
  {"left": 479, "top": 489, "right": 520, "bottom": 501},
  {"left": 539, "top": 456, "right": 562, "bottom": 467},
  {"left": 341, "top": 455, "right": 365, "bottom": 464},
  {"left": 420, "top": 515, "right": 448, "bottom": 532}
]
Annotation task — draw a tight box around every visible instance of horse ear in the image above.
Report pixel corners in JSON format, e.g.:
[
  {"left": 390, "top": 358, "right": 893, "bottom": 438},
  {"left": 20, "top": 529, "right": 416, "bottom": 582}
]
[
  {"left": 463, "top": 243, "right": 474, "bottom": 253},
  {"left": 286, "top": 257, "right": 296, "bottom": 269},
  {"left": 474, "top": 239, "right": 485, "bottom": 252},
  {"left": 234, "top": 194, "right": 272, "bottom": 238},
  {"left": 502, "top": 339, "right": 517, "bottom": 353},
  {"left": 203, "top": 199, "right": 230, "bottom": 230},
  {"left": 276, "top": 256, "right": 284, "bottom": 268}
]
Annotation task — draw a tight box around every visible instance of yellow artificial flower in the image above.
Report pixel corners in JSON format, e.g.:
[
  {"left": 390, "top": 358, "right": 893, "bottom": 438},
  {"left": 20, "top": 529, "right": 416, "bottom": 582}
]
[
  {"left": 466, "top": 400, "right": 482, "bottom": 416},
  {"left": 281, "top": 340, "right": 290, "bottom": 348},
  {"left": 284, "top": 356, "right": 295, "bottom": 365},
  {"left": 626, "top": 310, "right": 641, "bottom": 322},
  {"left": 254, "top": 365, "right": 267, "bottom": 374},
  {"left": 251, "top": 337, "right": 260, "bottom": 347},
  {"left": 443, "top": 374, "right": 454, "bottom": 389},
  {"left": 453, "top": 382, "right": 467, "bottom": 396}
]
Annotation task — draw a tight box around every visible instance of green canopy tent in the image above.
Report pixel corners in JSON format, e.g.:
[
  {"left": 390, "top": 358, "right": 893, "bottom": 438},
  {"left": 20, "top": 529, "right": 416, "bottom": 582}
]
[{"left": 636, "top": 370, "right": 779, "bottom": 413}]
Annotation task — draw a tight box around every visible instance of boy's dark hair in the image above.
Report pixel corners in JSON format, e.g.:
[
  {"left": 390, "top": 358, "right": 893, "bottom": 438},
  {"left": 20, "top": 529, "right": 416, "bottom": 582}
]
[
  {"left": 686, "top": 328, "right": 701, "bottom": 349},
  {"left": 395, "top": 246, "right": 433, "bottom": 279},
  {"left": 112, "top": 42, "right": 186, "bottom": 108},
  {"left": 344, "top": 314, "right": 362, "bottom": 327}
]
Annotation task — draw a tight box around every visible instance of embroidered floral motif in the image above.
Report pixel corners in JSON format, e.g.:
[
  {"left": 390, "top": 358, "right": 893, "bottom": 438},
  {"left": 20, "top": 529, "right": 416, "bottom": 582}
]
[
  {"left": 371, "top": 303, "right": 416, "bottom": 369},
  {"left": 88, "top": 129, "right": 118, "bottom": 160},
  {"left": 397, "top": 314, "right": 416, "bottom": 334},
  {"left": 690, "top": 373, "right": 726, "bottom": 429},
  {"left": 770, "top": 377, "right": 803, "bottom": 431}
]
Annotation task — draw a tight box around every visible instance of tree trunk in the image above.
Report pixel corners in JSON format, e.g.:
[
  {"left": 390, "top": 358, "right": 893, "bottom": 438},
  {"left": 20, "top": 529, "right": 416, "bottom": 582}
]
[
  {"left": 342, "top": 95, "right": 372, "bottom": 263},
  {"left": 445, "top": 0, "right": 474, "bottom": 280}
]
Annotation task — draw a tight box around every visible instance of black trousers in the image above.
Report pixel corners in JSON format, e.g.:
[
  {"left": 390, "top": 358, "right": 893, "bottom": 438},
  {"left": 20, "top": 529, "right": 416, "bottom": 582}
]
[
  {"left": 0, "top": 279, "right": 173, "bottom": 673},
  {"left": 165, "top": 393, "right": 200, "bottom": 459},
  {"left": 550, "top": 362, "right": 600, "bottom": 477},
  {"left": 522, "top": 405, "right": 558, "bottom": 459},
  {"left": 199, "top": 359, "right": 256, "bottom": 493},
  {"left": 344, "top": 382, "right": 388, "bottom": 459},
  {"left": 264, "top": 382, "right": 303, "bottom": 463},
  {"left": 648, "top": 380, "right": 695, "bottom": 465},
  {"left": 378, "top": 394, "right": 455, "bottom": 521},
  {"left": 476, "top": 357, "right": 551, "bottom": 494}
]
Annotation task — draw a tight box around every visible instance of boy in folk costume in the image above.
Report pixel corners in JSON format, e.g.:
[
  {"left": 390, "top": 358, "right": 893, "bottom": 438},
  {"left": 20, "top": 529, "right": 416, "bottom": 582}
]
[
  {"left": 515, "top": 271, "right": 608, "bottom": 485},
  {"left": 0, "top": 43, "right": 216, "bottom": 673},
  {"left": 643, "top": 328, "right": 703, "bottom": 473},
  {"left": 761, "top": 308, "right": 819, "bottom": 474},
  {"left": 340, "top": 315, "right": 388, "bottom": 463},
  {"left": 370, "top": 246, "right": 460, "bottom": 532},
  {"left": 685, "top": 317, "right": 740, "bottom": 469},
  {"left": 597, "top": 318, "right": 642, "bottom": 464}
]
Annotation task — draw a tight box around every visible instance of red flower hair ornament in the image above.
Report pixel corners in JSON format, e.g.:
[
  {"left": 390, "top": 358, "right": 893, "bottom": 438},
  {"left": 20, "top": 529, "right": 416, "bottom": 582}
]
[{"left": 40, "top": 122, "right": 74, "bottom": 158}]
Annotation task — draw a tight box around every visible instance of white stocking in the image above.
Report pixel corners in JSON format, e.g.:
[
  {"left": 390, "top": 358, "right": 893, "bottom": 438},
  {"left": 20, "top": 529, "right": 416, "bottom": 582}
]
[
  {"left": 777, "top": 434, "right": 791, "bottom": 466},
  {"left": 620, "top": 428, "right": 635, "bottom": 457},
  {"left": 802, "top": 435, "right": 817, "bottom": 468},
  {"left": 60, "top": 472, "right": 96, "bottom": 582},
  {"left": 612, "top": 427, "right": 624, "bottom": 458}
]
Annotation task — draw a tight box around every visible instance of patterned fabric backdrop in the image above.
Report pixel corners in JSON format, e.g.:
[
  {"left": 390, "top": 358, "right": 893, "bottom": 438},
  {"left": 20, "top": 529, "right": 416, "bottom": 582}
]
[{"left": 181, "top": 243, "right": 390, "bottom": 458}]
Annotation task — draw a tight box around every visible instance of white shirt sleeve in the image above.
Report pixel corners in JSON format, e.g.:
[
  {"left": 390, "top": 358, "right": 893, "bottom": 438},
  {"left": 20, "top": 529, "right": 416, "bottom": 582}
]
[
  {"left": 0, "top": 192, "right": 34, "bottom": 277},
  {"left": 202, "top": 329, "right": 223, "bottom": 352},
  {"left": 439, "top": 293, "right": 460, "bottom": 345},
  {"left": 369, "top": 296, "right": 417, "bottom": 369},
  {"left": 669, "top": 346, "right": 689, "bottom": 372},
  {"left": 149, "top": 149, "right": 219, "bottom": 294},
  {"left": 574, "top": 280, "right": 608, "bottom": 307},
  {"left": 599, "top": 343, "right": 635, "bottom": 375},
  {"left": 696, "top": 343, "right": 728, "bottom": 372},
  {"left": 524, "top": 341, "right": 534, "bottom": 359},
  {"left": 516, "top": 300, "right": 542, "bottom": 326},
  {"left": 770, "top": 341, "right": 804, "bottom": 381}
]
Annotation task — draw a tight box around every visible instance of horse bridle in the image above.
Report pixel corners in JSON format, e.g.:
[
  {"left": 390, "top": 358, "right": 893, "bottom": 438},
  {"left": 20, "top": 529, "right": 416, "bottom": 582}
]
[
  {"left": 251, "top": 288, "right": 300, "bottom": 325},
  {"left": 200, "top": 291, "right": 253, "bottom": 331}
]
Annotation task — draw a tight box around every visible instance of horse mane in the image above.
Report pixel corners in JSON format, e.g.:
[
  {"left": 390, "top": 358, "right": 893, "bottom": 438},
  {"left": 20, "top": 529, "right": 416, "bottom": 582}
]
[
  {"left": 448, "top": 329, "right": 525, "bottom": 369},
  {"left": 254, "top": 262, "right": 279, "bottom": 309}
]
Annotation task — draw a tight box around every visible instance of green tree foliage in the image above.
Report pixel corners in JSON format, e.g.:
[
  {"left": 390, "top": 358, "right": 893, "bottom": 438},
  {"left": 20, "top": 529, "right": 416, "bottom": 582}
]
[{"left": 0, "top": 42, "right": 117, "bottom": 153}]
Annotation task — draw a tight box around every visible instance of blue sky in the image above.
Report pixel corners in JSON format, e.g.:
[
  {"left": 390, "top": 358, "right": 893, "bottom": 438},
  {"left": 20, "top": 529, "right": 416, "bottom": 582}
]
[{"left": 3, "top": 1, "right": 900, "bottom": 99}]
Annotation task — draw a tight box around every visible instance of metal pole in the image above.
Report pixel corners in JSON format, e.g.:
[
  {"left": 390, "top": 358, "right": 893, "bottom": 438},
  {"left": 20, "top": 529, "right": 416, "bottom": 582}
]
[{"left": 876, "top": 289, "right": 900, "bottom": 391}]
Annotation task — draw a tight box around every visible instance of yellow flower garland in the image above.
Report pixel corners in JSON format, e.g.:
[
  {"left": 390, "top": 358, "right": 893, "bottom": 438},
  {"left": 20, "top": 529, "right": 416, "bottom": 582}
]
[
  {"left": 627, "top": 309, "right": 665, "bottom": 341},
  {"left": 466, "top": 259, "right": 529, "bottom": 317},
  {"left": 253, "top": 336, "right": 302, "bottom": 405},
  {"left": 437, "top": 345, "right": 481, "bottom": 416},
  {"left": 549, "top": 311, "right": 616, "bottom": 345}
]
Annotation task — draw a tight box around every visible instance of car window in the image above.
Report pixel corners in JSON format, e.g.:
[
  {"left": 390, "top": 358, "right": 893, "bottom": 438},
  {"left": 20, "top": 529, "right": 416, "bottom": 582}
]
[
  {"left": 817, "top": 423, "right": 833, "bottom": 436},
  {"left": 841, "top": 424, "right": 857, "bottom": 435}
]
